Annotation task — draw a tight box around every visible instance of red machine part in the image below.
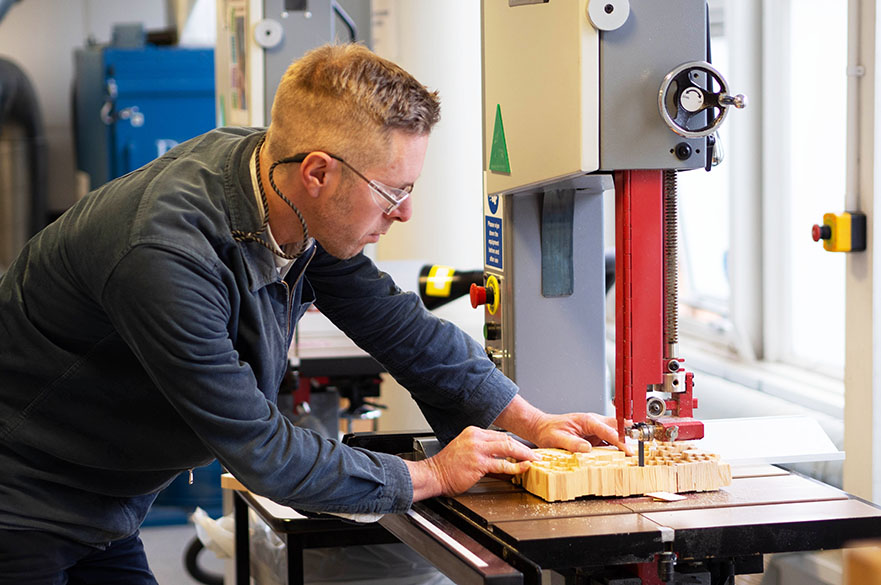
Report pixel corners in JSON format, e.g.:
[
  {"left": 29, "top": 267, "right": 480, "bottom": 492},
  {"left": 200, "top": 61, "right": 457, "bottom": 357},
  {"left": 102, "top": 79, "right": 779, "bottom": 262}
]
[
  {"left": 614, "top": 170, "right": 703, "bottom": 443},
  {"left": 615, "top": 170, "right": 664, "bottom": 441}
]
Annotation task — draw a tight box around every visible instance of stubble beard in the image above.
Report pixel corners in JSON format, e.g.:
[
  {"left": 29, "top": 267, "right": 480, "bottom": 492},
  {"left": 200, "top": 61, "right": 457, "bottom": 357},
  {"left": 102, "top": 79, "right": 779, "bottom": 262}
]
[{"left": 311, "top": 176, "right": 365, "bottom": 260}]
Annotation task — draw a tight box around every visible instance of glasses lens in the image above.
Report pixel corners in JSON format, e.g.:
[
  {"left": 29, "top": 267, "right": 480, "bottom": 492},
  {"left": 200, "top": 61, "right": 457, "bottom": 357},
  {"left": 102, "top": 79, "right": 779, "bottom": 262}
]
[{"left": 369, "top": 181, "right": 410, "bottom": 214}]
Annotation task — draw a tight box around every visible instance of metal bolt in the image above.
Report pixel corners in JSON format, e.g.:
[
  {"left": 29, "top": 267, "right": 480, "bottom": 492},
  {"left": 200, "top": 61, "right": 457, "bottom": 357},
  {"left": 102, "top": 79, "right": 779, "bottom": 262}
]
[{"left": 674, "top": 142, "right": 692, "bottom": 161}]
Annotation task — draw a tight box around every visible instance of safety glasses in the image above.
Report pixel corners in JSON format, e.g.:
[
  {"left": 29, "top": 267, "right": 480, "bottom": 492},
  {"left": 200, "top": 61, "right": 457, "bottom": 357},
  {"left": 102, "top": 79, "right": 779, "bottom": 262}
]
[{"left": 284, "top": 152, "right": 412, "bottom": 215}]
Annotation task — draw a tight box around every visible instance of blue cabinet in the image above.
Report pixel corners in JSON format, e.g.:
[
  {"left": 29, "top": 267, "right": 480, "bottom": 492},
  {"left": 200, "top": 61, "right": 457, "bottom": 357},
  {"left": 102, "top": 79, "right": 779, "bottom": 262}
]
[{"left": 74, "top": 45, "right": 216, "bottom": 190}]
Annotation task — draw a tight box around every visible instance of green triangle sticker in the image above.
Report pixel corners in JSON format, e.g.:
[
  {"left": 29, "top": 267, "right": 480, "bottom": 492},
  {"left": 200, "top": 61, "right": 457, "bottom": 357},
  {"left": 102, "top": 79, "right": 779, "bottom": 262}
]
[{"left": 489, "top": 104, "right": 511, "bottom": 174}]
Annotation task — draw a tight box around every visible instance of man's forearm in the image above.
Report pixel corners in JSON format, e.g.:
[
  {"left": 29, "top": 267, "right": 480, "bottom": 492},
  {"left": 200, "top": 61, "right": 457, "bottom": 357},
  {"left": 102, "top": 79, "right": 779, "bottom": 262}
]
[
  {"left": 403, "top": 458, "right": 443, "bottom": 501},
  {"left": 491, "top": 394, "right": 546, "bottom": 443}
]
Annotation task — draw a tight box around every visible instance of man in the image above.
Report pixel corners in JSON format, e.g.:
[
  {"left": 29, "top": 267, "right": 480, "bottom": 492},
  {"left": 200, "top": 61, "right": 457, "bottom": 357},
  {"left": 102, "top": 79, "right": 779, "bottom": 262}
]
[{"left": 0, "top": 44, "right": 624, "bottom": 583}]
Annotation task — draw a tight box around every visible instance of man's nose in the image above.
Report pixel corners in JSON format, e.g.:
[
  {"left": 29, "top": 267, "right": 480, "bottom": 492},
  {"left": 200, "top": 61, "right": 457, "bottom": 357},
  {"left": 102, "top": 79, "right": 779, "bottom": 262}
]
[{"left": 387, "top": 198, "right": 413, "bottom": 222}]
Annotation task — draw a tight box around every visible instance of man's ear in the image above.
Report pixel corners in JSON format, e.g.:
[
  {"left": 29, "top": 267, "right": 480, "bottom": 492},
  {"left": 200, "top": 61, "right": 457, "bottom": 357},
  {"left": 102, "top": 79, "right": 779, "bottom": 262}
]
[{"left": 299, "top": 152, "right": 337, "bottom": 198}]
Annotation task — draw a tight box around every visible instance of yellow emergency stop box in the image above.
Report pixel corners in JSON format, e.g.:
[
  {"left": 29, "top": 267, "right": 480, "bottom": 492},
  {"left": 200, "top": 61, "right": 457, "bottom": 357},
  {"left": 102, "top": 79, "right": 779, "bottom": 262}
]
[{"left": 814, "top": 211, "right": 866, "bottom": 253}]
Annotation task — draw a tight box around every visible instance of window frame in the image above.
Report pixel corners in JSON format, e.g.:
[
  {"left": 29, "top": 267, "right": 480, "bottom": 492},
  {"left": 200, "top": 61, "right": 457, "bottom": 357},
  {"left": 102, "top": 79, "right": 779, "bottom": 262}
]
[{"left": 674, "top": 0, "right": 847, "bottom": 416}]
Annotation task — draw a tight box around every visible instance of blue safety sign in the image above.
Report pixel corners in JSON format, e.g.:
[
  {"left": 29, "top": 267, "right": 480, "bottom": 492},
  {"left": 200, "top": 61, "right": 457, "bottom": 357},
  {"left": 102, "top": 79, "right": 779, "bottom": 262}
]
[{"left": 485, "top": 215, "right": 502, "bottom": 269}]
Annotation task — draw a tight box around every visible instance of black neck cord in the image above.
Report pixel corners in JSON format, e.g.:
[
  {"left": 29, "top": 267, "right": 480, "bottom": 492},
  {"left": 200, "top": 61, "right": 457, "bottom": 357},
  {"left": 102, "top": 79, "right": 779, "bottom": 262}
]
[{"left": 231, "top": 134, "right": 311, "bottom": 260}]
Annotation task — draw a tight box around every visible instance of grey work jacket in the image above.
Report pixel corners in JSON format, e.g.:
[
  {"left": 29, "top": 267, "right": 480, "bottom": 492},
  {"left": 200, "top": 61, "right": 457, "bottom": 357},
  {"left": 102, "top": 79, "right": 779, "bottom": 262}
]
[{"left": 0, "top": 127, "right": 518, "bottom": 545}]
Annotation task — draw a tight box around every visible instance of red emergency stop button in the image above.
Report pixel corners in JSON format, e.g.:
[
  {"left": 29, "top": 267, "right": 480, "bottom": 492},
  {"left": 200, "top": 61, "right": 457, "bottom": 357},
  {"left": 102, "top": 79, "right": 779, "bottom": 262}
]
[
  {"left": 470, "top": 275, "right": 500, "bottom": 314},
  {"left": 811, "top": 224, "right": 831, "bottom": 242},
  {"left": 470, "top": 283, "right": 489, "bottom": 308}
]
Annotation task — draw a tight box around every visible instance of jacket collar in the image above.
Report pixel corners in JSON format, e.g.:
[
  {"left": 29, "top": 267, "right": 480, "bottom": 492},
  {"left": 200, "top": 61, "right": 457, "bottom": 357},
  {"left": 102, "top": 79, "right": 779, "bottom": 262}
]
[{"left": 224, "top": 130, "right": 316, "bottom": 292}]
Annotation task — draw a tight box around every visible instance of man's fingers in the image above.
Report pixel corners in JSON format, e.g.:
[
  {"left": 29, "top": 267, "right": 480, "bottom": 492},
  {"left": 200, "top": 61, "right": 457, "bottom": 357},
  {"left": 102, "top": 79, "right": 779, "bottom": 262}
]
[
  {"left": 493, "top": 458, "right": 531, "bottom": 476},
  {"left": 596, "top": 426, "right": 634, "bottom": 456},
  {"left": 570, "top": 439, "right": 593, "bottom": 453},
  {"left": 600, "top": 415, "right": 619, "bottom": 428},
  {"left": 591, "top": 424, "right": 621, "bottom": 446},
  {"left": 586, "top": 415, "right": 626, "bottom": 444},
  {"left": 568, "top": 413, "right": 633, "bottom": 456},
  {"left": 549, "top": 433, "right": 594, "bottom": 454},
  {"left": 483, "top": 431, "right": 537, "bottom": 461},
  {"left": 505, "top": 436, "right": 538, "bottom": 461},
  {"left": 479, "top": 432, "right": 536, "bottom": 475}
]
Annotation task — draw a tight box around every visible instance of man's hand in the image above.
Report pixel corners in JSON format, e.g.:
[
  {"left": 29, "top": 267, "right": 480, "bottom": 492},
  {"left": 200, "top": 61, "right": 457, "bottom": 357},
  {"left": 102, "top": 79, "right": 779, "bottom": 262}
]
[
  {"left": 532, "top": 412, "right": 632, "bottom": 455},
  {"left": 492, "top": 395, "right": 633, "bottom": 456},
  {"left": 403, "top": 426, "right": 536, "bottom": 502}
]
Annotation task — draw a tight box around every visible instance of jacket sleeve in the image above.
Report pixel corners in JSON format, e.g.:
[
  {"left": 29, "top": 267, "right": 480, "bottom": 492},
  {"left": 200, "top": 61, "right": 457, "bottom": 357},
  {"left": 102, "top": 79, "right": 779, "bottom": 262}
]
[
  {"left": 101, "top": 244, "right": 413, "bottom": 515},
  {"left": 307, "top": 247, "right": 519, "bottom": 444}
]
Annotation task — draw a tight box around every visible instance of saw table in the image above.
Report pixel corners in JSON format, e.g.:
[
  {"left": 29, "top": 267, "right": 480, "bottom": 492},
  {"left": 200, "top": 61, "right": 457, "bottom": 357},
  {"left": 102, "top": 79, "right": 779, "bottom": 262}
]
[{"left": 347, "top": 433, "right": 881, "bottom": 585}]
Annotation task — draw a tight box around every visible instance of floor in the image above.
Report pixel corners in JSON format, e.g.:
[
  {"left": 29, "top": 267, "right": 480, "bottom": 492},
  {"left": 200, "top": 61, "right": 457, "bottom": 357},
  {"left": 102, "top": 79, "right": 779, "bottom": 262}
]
[{"left": 142, "top": 523, "right": 226, "bottom": 585}]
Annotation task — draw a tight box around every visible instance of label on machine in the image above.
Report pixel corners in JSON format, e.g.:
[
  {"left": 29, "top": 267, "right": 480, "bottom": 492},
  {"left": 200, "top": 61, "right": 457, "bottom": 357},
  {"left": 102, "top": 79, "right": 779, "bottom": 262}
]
[
  {"left": 484, "top": 192, "right": 503, "bottom": 270},
  {"left": 485, "top": 215, "right": 502, "bottom": 270}
]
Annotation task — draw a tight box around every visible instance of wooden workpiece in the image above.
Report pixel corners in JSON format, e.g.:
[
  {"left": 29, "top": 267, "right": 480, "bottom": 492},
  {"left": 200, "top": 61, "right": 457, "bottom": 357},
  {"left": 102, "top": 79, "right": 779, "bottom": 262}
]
[{"left": 512, "top": 442, "right": 732, "bottom": 501}]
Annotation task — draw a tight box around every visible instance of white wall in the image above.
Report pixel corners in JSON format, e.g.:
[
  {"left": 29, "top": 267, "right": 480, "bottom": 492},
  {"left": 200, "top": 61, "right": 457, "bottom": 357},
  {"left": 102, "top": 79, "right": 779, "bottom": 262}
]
[
  {"left": 371, "top": 0, "right": 486, "bottom": 431},
  {"left": 0, "top": 0, "right": 167, "bottom": 212},
  {"left": 372, "top": 0, "right": 483, "bottom": 270}
]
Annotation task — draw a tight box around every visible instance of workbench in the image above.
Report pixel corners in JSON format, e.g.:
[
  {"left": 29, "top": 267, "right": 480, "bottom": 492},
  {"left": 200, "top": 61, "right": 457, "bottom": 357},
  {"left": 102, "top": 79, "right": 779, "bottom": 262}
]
[
  {"left": 349, "top": 433, "right": 881, "bottom": 585},
  {"left": 224, "top": 432, "right": 881, "bottom": 584}
]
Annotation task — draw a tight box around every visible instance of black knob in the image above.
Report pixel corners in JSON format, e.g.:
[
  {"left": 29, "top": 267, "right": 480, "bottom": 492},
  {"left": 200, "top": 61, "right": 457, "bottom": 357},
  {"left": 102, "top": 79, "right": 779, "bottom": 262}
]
[{"left": 674, "top": 142, "right": 692, "bottom": 161}]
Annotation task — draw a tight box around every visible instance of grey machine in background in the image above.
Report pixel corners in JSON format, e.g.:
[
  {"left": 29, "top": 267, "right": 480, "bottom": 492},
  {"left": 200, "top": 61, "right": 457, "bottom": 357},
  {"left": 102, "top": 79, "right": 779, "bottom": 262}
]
[{"left": 215, "top": 0, "right": 371, "bottom": 127}]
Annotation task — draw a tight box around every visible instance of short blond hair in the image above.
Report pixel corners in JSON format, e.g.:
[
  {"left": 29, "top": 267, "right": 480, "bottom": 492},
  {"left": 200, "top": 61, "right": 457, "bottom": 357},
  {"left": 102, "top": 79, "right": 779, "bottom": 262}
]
[{"left": 265, "top": 43, "right": 440, "bottom": 168}]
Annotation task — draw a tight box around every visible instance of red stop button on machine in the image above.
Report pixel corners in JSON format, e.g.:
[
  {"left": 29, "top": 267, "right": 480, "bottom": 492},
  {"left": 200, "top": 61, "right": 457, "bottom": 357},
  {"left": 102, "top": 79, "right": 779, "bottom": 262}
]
[
  {"left": 470, "top": 283, "right": 488, "bottom": 307},
  {"left": 470, "top": 275, "right": 500, "bottom": 314}
]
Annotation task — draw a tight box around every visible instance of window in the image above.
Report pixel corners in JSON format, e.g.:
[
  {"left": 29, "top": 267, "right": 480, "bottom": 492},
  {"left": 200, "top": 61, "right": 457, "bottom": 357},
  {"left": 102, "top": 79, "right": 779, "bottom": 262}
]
[{"left": 677, "top": 0, "right": 848, "bottom": 393}]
